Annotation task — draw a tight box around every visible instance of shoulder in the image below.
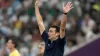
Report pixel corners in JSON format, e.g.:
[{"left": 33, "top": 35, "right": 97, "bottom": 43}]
[
  {"left": 42, "top": 30, "right": 48, "bottom": 35},
  {"left": 41, "top": 30, "right": 49, "bottom": 43},
  {"left": 41, "top": 30, "right": 48, "bottom": 37},
  {"left": 56, "top": 36, "right": 66, "bottom": 42},
  {"left": 57, "top": 36, "right": 66, "bottom": 45},
  {"left": 15, "top": 50, "right": 20, "bottom": 55},
  {"left": 12, "top": 49, "right": 20, "bottom": 56}
]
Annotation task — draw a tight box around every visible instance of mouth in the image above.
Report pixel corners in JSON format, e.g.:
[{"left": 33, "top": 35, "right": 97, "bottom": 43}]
[
  {"left": 48, "top": 36, "right": 50, "bottom": 38},
  {"left": 48, "top": 37, "right": 51, "bottom": 39}
]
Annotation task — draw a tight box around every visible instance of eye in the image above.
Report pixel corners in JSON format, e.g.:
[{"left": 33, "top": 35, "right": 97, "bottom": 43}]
[{"left": 49, "top": 30, "right": 53, "bottom": 32}]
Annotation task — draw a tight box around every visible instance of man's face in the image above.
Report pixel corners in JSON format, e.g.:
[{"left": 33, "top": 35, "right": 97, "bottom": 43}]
[
  {"left": 48, "top": 28, "right": 59, "bottom": 40},
  {"left": 7, "top": 40, "right": 14, "bottom": 49},
  {"left": 38, "top": 42, "right": 45, "bottom": 54}
]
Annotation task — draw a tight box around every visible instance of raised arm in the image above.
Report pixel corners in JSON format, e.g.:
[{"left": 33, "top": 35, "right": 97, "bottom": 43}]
[
  {"left": 60, "top": 2, "right": 73, "bottom": 38},
  {"left": 35, "top": 0, "right": 45, "bottom": 34}
]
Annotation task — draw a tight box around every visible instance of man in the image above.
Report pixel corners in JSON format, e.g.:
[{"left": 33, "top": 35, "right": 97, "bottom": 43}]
[
  {"left": 37, "top": 42, "right": 45, "bottom": 56},
  {"left": 35, "top": 0, "right": 73, "bottom": 56},
  {"left": 7, "top": 38, "right": 20, "bottom": 56},
  {"left": 81, "top": 14, "right": 96, "bottom": 41}
]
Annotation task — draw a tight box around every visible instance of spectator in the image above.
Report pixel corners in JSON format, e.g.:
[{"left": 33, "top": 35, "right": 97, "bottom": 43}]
[
  {"left": 37, "top": 42, "right": 45, "bottom": 56},
  {"left": 81, "top": 14, "right": 96, "bottom": 41},
  {"left": 19, "top": 42, "right": 29, "bottom": 56},
  {"left": 0, "top": 0, "right": 99, "bottom": 56}
]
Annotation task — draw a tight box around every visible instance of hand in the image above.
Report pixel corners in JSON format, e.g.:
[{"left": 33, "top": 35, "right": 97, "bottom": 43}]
[
  {"left": 63, "top": 2, "right": 73, "bottom": 13},
  {"left": 35, "top": 0, "right": 39, "bottom": 6}
]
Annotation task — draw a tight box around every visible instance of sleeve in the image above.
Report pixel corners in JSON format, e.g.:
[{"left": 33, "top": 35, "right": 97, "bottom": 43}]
[
  {"left": 58, "top": 36, "right": 66, "bottom": 46},
  {"left": 15, "top": 53, "right": 20, "bottom": 56},
  {"left": 41, "top": 30, "right": 49, "bottom": 43},
  {"left": 14, "top": 52, "right": 20, "bottom": 56}
]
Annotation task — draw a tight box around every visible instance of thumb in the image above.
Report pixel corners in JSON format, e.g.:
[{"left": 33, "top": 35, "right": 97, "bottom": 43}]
[{"left": 63, "top": 3, "right": 65, "bottom": 9}]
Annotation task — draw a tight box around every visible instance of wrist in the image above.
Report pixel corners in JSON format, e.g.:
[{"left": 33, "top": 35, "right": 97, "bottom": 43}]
[{"left": 63, "top": 13, "right": 67, "bottom": 15}]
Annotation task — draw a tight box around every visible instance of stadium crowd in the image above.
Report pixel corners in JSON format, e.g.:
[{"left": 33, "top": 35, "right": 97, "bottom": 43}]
[{"left": 0, "top": 0, "right": 100, "bottom": 56}]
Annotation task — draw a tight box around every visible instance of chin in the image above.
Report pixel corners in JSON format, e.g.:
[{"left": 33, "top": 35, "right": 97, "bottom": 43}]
[{"left": 49, "top": 37, "right": 52, "bottom": 39}]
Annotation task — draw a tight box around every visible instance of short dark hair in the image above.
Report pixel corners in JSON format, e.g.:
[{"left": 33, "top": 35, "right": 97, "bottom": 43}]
[
  {"left": 8, "top": 38, "right": 18, "bottom": 48},
  {"left": 50, "top": 25, "right": 60, "bottom": 32}
]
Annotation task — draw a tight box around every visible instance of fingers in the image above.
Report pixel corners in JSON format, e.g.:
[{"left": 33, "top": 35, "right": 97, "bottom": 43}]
[
  {"left": 66, "top": 2, "right": 72, "bottom": 7},
  {"left": 35, "top": 0, "right": 39, "bottom": 6},
  {"left": 63, "top": 3, "right": 65, "bottom": 8},
  {"left": 69, "top": 3, "right": 73, "bottom": 9},
  {"left": 69, "top": 3, "right": 73, "bottom": 8},
  {"left": 36, "top": 0, "right": 39, "bottom": 3},
  {"left": 71, "top": 7, "right": 74, "bottom": 9},
  {"left": 67, "top": 2, "right": 71, "bottom": 6},
  {"left": 65, "top": 2, "right": 73, "bottom": 9},
  {"left": 36, "top": 0, "right": 39, "bottom": 2}
]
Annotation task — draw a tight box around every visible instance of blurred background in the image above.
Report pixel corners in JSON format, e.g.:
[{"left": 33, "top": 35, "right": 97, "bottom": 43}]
[{"left": 0, "top": 0, "right": 100, "bottom": 56}]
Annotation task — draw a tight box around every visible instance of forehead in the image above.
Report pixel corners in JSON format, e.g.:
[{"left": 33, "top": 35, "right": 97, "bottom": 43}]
[
  {"left": 39, "top": 43, "right": 45, "bottom": 48},
  {"left": 49, "top": 28, "right": 56, "bottom": 31},
  {"left": 8, "top": 40, "right": 13, "bottom": 43},
  {"left": 40, "top": 43, "right": 45, "bottom": 46}
]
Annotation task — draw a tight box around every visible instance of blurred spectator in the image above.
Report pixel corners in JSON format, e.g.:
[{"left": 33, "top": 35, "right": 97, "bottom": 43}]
[
  {"left": 23, "top": 30, "right": 32, "bottom": 43},
  {"left": 22, "top": 0, "right": 32, "bottom": 9},
  {"left": 0, "top": 34, "right": 9, "bottom": 56},
  {"left": 14, "top": 18, "right": 23, "bottom": 30},
  {"left": 31, "top": 41, "right": 40, "bottom": 56},
  {"left": 9, "top": 14, "right": 17, "bottom": 24},
  {"left": 48, "top": 0, "right": 58, "bottom": 8},
  {"left": 32, "top": 28, "right": 42, "bottom": 42},
  {"left": 64, "top": 39, "right": 77, "bottom": 56},
  {"left": 37, "top": 42, "right": 45, "bottom": 56},
  {"left": 0, "top": 21, "right": 12, "bottom": 37},
  {"left": 73, "top": 0, "right": 82, "bottom": 17},
  {"left": 0, "top": 0, "right": 99, "bottom": 56},
  {"left": 19, "top": 13, "right": 29, "bottom": 24},
  {"left": 10, "top": 0, "right": 22, "bottom": 11},
  {"left": 0, "top": 0, "right": 10, "bottom": 9},
  {"left": 19, "top": 42, "right": 29, "bottom": 56},
  {"left": 13, "top": 17, "right": 22, "bottom": 37},
  {"left": 81, "top": 14, "right": 96, "bottom": 41}
]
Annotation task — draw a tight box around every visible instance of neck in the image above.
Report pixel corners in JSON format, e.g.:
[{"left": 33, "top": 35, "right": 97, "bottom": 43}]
[
  {"left": 10, "top": 48, "right": 16, "bottom": 52},
  {"left": 41, "top": 54, "right": 44, "bottom": 56},
  {"left": 40, "top": 54, "right": 44, "bottom": 56}
]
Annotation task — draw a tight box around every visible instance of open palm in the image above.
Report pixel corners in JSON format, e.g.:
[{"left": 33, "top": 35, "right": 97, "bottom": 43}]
[{"left": 63, "top": 2, "right": 73, "bottom": 13}]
